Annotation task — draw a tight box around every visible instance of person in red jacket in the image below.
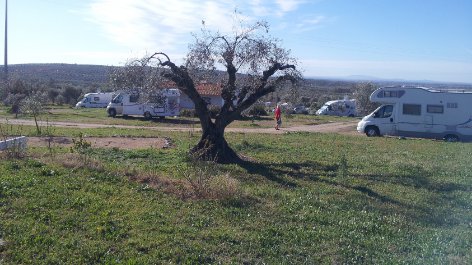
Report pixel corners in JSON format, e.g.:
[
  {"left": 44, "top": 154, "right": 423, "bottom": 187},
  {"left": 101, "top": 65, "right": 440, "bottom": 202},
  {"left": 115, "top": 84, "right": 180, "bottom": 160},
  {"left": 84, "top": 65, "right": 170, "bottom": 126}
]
[{"left": 275, "top": 104, "right": 281, "bottom": 130}]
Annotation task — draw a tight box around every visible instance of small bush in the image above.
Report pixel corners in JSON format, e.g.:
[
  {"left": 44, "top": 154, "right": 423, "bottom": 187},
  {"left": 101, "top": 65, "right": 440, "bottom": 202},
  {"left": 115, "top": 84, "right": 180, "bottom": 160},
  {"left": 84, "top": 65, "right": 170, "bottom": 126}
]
[
  {"left": 70, "top": 132, "right": 92, "bottom": 163},
  {"left": 247, "top": 103, "right": 268, "bottom": 116},
  {"left": 178, "top": 153, "right": 241, "bottom": 201},
  {"left": 180, "top": 109, "right": 196, "bottom": 117},
  {"left": 298, "top": 109, "right": 309, "bottom": 115},
  {"left": 208, "top": 105, "right": 221, "bottom": 118}
]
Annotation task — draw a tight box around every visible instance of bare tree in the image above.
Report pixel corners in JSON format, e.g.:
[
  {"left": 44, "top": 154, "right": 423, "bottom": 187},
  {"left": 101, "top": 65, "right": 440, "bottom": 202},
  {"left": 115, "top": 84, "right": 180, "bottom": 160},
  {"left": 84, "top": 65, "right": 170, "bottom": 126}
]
[
  {"left": 19, "top": 91, "right": 48, "bottom": 135},
  {"left": 113, "top": 14, "right": 302, "bottom": 163},
  {"left": 352, "top": 82, "right": 381, "bottom": 116}
]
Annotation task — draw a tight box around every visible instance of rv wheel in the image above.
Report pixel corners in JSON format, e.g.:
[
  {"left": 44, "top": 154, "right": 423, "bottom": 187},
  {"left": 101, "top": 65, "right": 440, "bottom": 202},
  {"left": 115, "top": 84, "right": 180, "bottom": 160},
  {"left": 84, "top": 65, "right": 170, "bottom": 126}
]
[
  {"left": 109, "top": 109, "right": 116, "bottom": 118},
  {"left": 144, "top": 112, "right": 152, "bottom": 120},
  {"left": 348, "top": 114, "right": 355, "bottom": 117},
  {"left": 159, "top": 116, "right": 165, "bottom": 120},
  {"left": 444, "top": 134, "right": 459, "bottom": 142},
  {"left": 365, "top": 126, "right": 379, "bottom": 137}
]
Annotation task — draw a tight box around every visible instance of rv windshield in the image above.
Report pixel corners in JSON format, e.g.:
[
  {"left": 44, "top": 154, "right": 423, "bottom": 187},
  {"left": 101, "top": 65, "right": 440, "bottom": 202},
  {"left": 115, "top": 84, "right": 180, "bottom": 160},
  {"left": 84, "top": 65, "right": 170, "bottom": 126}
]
[
  {"left": 112, "top": 94, "right": 123, "bottom": 104},
  {"left": 319, "top": 105, "right": 329, "bottom": 110},
  {"left": 374, "top": 105, "right": 393, "bottom": 118}
]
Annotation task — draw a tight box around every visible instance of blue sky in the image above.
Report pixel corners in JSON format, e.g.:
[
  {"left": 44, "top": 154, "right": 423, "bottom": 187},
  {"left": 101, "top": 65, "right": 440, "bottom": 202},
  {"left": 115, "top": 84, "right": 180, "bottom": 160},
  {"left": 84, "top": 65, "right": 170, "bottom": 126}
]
[{"left": 3, "top": 0, "right": 472, "bottom": 83}]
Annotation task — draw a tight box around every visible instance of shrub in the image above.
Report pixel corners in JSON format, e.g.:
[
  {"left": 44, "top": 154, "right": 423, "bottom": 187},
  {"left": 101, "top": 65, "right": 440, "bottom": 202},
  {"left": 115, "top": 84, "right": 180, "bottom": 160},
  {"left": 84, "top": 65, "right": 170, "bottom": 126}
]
[
  {"left": 55, "top": 95, "right": 65, "bottom": 106},
  {"left": 298, "top": 109, "right": 309, "bottom": 115},
  {"left": 180, "top": 109, "right": 196, "bottom": 117},
  {"left": 69, "top": 132, "right": 92, "bottom": 163},
  {"left": 247, "top": 103, "right": 268, "bottom": 116},
  {"left": 208, "top": 105, "right": 221, "bottom": 118},
  {"left": 352, "top": 82, "right": 381, "bottom": 116},
  {"left": 178, "top": 153, "right": 241, "bottom": 201}
]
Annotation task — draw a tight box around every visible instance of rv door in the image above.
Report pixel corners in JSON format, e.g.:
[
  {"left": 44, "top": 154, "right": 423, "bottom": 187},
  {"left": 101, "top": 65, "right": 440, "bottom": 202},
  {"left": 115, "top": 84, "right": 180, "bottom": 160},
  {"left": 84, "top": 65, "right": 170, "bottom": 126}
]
[
  {"left": 373, "top": 105, "right": 396, "bottom": 135},
  {"left": 112, "top": 94, "right": 124, "bottom": 115}
]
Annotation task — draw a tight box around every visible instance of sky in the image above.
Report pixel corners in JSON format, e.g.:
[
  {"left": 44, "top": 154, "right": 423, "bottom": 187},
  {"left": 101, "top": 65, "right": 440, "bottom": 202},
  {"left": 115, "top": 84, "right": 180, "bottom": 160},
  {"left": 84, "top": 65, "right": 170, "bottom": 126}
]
[{"left": 2, "top": 0, "right": 472, "bottom": 83}]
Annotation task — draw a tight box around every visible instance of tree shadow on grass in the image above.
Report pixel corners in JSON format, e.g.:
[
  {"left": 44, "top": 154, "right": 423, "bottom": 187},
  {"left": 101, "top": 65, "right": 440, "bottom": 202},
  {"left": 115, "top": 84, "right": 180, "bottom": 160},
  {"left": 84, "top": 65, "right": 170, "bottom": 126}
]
[
  {"left": 239, "top": 160, "right": 405, "bottom": 206},
  {"left": 239, "top": 160, "right": 298, "bottom": 187},
  {"left": 239, "top": 159, "right": 472, "bottom": 226}
]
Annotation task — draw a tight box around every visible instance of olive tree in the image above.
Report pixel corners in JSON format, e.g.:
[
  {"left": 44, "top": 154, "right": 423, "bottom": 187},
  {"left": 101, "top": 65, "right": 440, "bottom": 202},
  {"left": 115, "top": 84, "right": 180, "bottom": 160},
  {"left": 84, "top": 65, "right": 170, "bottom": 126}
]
[
  {"left": 352, "top": 82, "right": 381, "bottom": 116},
  {"left": 3, "top": 93, "right": 25, "bottom": 118},
  {"left": 19, "top": 91, "right": 48, "bottom": 135},
  {"left": 113, "top": 15, "right": 302, "bottom": 163}
]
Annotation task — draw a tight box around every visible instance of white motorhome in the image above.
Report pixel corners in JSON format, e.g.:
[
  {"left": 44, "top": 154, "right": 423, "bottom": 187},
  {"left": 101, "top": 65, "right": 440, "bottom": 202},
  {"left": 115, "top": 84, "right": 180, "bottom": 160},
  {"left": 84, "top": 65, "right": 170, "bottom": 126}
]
[
  {"left": 76, "top": 92, "right": 115, "bottom": 108},
  {"left": 357, "top": 86, "right": 472, "bottom": 142},
  {"left": 316, "top": 97, "right": 357, "bottom": 117},
  {"left": 106, "top": 89, "right": 181, "bottom": 119}
]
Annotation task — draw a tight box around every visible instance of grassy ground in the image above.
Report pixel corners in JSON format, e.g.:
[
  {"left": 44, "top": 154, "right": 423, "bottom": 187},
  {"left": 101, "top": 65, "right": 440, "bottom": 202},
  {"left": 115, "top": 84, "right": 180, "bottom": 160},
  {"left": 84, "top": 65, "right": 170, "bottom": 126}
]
[{"left": 0, "top": 123, "right": 471, "bottom": 264}]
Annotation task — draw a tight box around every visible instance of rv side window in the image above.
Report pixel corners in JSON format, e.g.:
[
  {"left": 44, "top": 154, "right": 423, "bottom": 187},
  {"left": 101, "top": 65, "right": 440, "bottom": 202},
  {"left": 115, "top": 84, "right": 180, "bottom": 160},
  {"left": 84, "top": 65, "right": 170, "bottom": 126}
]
[
  {"left": 403, "top": 104, "right": 421, "bottom": 115},
  {"left": 129, "top": 94, "right": 140, "bottom": 103},
  {"left": 94, "top": 97, "right": 99, "bottom": 101},
  {"left": 427, "top": 105, "right": 443, "bottom": 114},
  {"left": 447, "top": 103, "right": 458, "bottom": 108},
  {"left": 384, "top": 91, "right": 398, "bottom": 98}
]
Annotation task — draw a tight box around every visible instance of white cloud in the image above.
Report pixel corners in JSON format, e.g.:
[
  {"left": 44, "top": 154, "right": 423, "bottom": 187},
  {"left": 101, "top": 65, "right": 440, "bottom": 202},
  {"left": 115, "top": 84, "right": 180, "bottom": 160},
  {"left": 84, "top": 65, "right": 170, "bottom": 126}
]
[
  {"left": 86, "top": 0, "right": 236, "bottom": 52},
  {"left": 275, "top": 0, "right": 304, "bottom": 13},
  {"left": 84, "top": 0, "right": 311, "bottom": 61},
  {"left": 304, "top": 16, "right": 324, "bottom": 25},
  {"left": 59, "top": 51, "right": 186, "bottom": 66},
  {"left": 295, "top": 15, "right": 326, "bottom": 32},
  {"left": 248, "top": 0, "right": 304, "bottom": 17}
]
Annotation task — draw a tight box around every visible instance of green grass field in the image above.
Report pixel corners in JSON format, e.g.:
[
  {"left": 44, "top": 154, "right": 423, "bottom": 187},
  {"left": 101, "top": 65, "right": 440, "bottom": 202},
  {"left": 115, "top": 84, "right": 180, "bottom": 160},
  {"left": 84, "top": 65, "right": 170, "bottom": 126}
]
[{"left": 0, "top": 118, "right": 471, "bottom": 264}]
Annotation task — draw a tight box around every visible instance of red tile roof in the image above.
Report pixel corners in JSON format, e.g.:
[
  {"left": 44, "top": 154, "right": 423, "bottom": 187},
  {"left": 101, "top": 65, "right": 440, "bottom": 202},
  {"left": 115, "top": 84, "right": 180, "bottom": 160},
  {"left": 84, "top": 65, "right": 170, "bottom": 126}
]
[
  {"left": 194, "top": 83, "right": 222, "bottom": 96},
  {"left": 159, "top": 81, "right": 222, "bottom": 96}
]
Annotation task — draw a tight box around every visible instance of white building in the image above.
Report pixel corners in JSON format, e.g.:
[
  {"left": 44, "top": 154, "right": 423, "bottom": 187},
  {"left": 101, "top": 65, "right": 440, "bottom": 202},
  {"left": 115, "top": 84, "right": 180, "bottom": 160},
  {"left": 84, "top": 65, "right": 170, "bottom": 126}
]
[{"left": 179, "top": 82, "right": 224, "bottom": 109}]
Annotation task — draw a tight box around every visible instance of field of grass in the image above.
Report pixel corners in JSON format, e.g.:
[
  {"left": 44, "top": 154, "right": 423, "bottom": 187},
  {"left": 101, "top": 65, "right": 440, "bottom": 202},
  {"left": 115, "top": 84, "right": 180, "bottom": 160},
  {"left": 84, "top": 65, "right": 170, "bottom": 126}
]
[{"left": 1, "top": 121, "right": 471, "bottom": 264}]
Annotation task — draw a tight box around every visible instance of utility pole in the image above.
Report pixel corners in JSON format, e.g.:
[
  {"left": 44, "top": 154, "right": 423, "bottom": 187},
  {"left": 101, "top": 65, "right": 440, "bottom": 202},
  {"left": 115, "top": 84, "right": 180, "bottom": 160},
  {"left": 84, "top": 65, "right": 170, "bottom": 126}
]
[{"left": 4, "top": 0, "right": 7, "bottom": 75}]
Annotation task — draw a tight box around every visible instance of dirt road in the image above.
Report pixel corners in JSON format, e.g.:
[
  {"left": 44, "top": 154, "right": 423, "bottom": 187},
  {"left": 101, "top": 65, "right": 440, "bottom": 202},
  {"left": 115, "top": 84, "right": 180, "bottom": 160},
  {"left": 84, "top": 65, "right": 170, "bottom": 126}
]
[
  {"left": 1, "top": 118, "right": 361, "bottom": 149},
  {"left": 1, "top": 118, "right": 359, "bottom": 135}
]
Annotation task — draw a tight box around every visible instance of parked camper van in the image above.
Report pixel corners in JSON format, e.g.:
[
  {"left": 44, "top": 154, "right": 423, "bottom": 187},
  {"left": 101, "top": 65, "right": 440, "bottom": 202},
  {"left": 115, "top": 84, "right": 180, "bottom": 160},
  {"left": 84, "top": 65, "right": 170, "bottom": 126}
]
[
  {"left": 316, "top": 97, "right": 357, "bottom": 117},
  {"left": 357, "top": 86, "right": 472, "bottom": 142},
  {"left": 76, "top": 92, "right": 115, "bottom": 108},
  {"left": 106, "top": 89, "right": 181, "bottom": 119}
]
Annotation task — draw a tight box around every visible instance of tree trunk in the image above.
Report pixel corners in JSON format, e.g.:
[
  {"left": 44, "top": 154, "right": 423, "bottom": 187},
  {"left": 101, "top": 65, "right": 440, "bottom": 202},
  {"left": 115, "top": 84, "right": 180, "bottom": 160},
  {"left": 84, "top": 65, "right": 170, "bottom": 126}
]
[
  {"left": 33, "top": 114, "right": 41, "bottom": 135},
  {"left": 190, "top": 123, "right": 241, "bottom": 164}
]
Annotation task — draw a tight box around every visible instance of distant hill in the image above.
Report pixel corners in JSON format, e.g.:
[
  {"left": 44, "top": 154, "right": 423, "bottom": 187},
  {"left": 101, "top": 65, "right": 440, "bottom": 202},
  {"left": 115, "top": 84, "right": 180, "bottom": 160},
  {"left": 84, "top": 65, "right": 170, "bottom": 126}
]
[
  {"left": 3, "top": 64, "right": 115, "bottom": 86},
  {"left": 305, "top": 75, "right": 472, "bottom": 86},
  {"left": 4, "top": 64, "right": 471, "bottom": 89}
]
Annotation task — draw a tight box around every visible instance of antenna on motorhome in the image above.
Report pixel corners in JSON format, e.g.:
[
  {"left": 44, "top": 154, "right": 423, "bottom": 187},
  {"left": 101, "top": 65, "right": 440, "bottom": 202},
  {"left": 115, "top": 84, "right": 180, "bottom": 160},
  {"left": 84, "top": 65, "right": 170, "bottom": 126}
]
[{"left": 343, "top": 95, "right": 348, "bottom": 101}]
